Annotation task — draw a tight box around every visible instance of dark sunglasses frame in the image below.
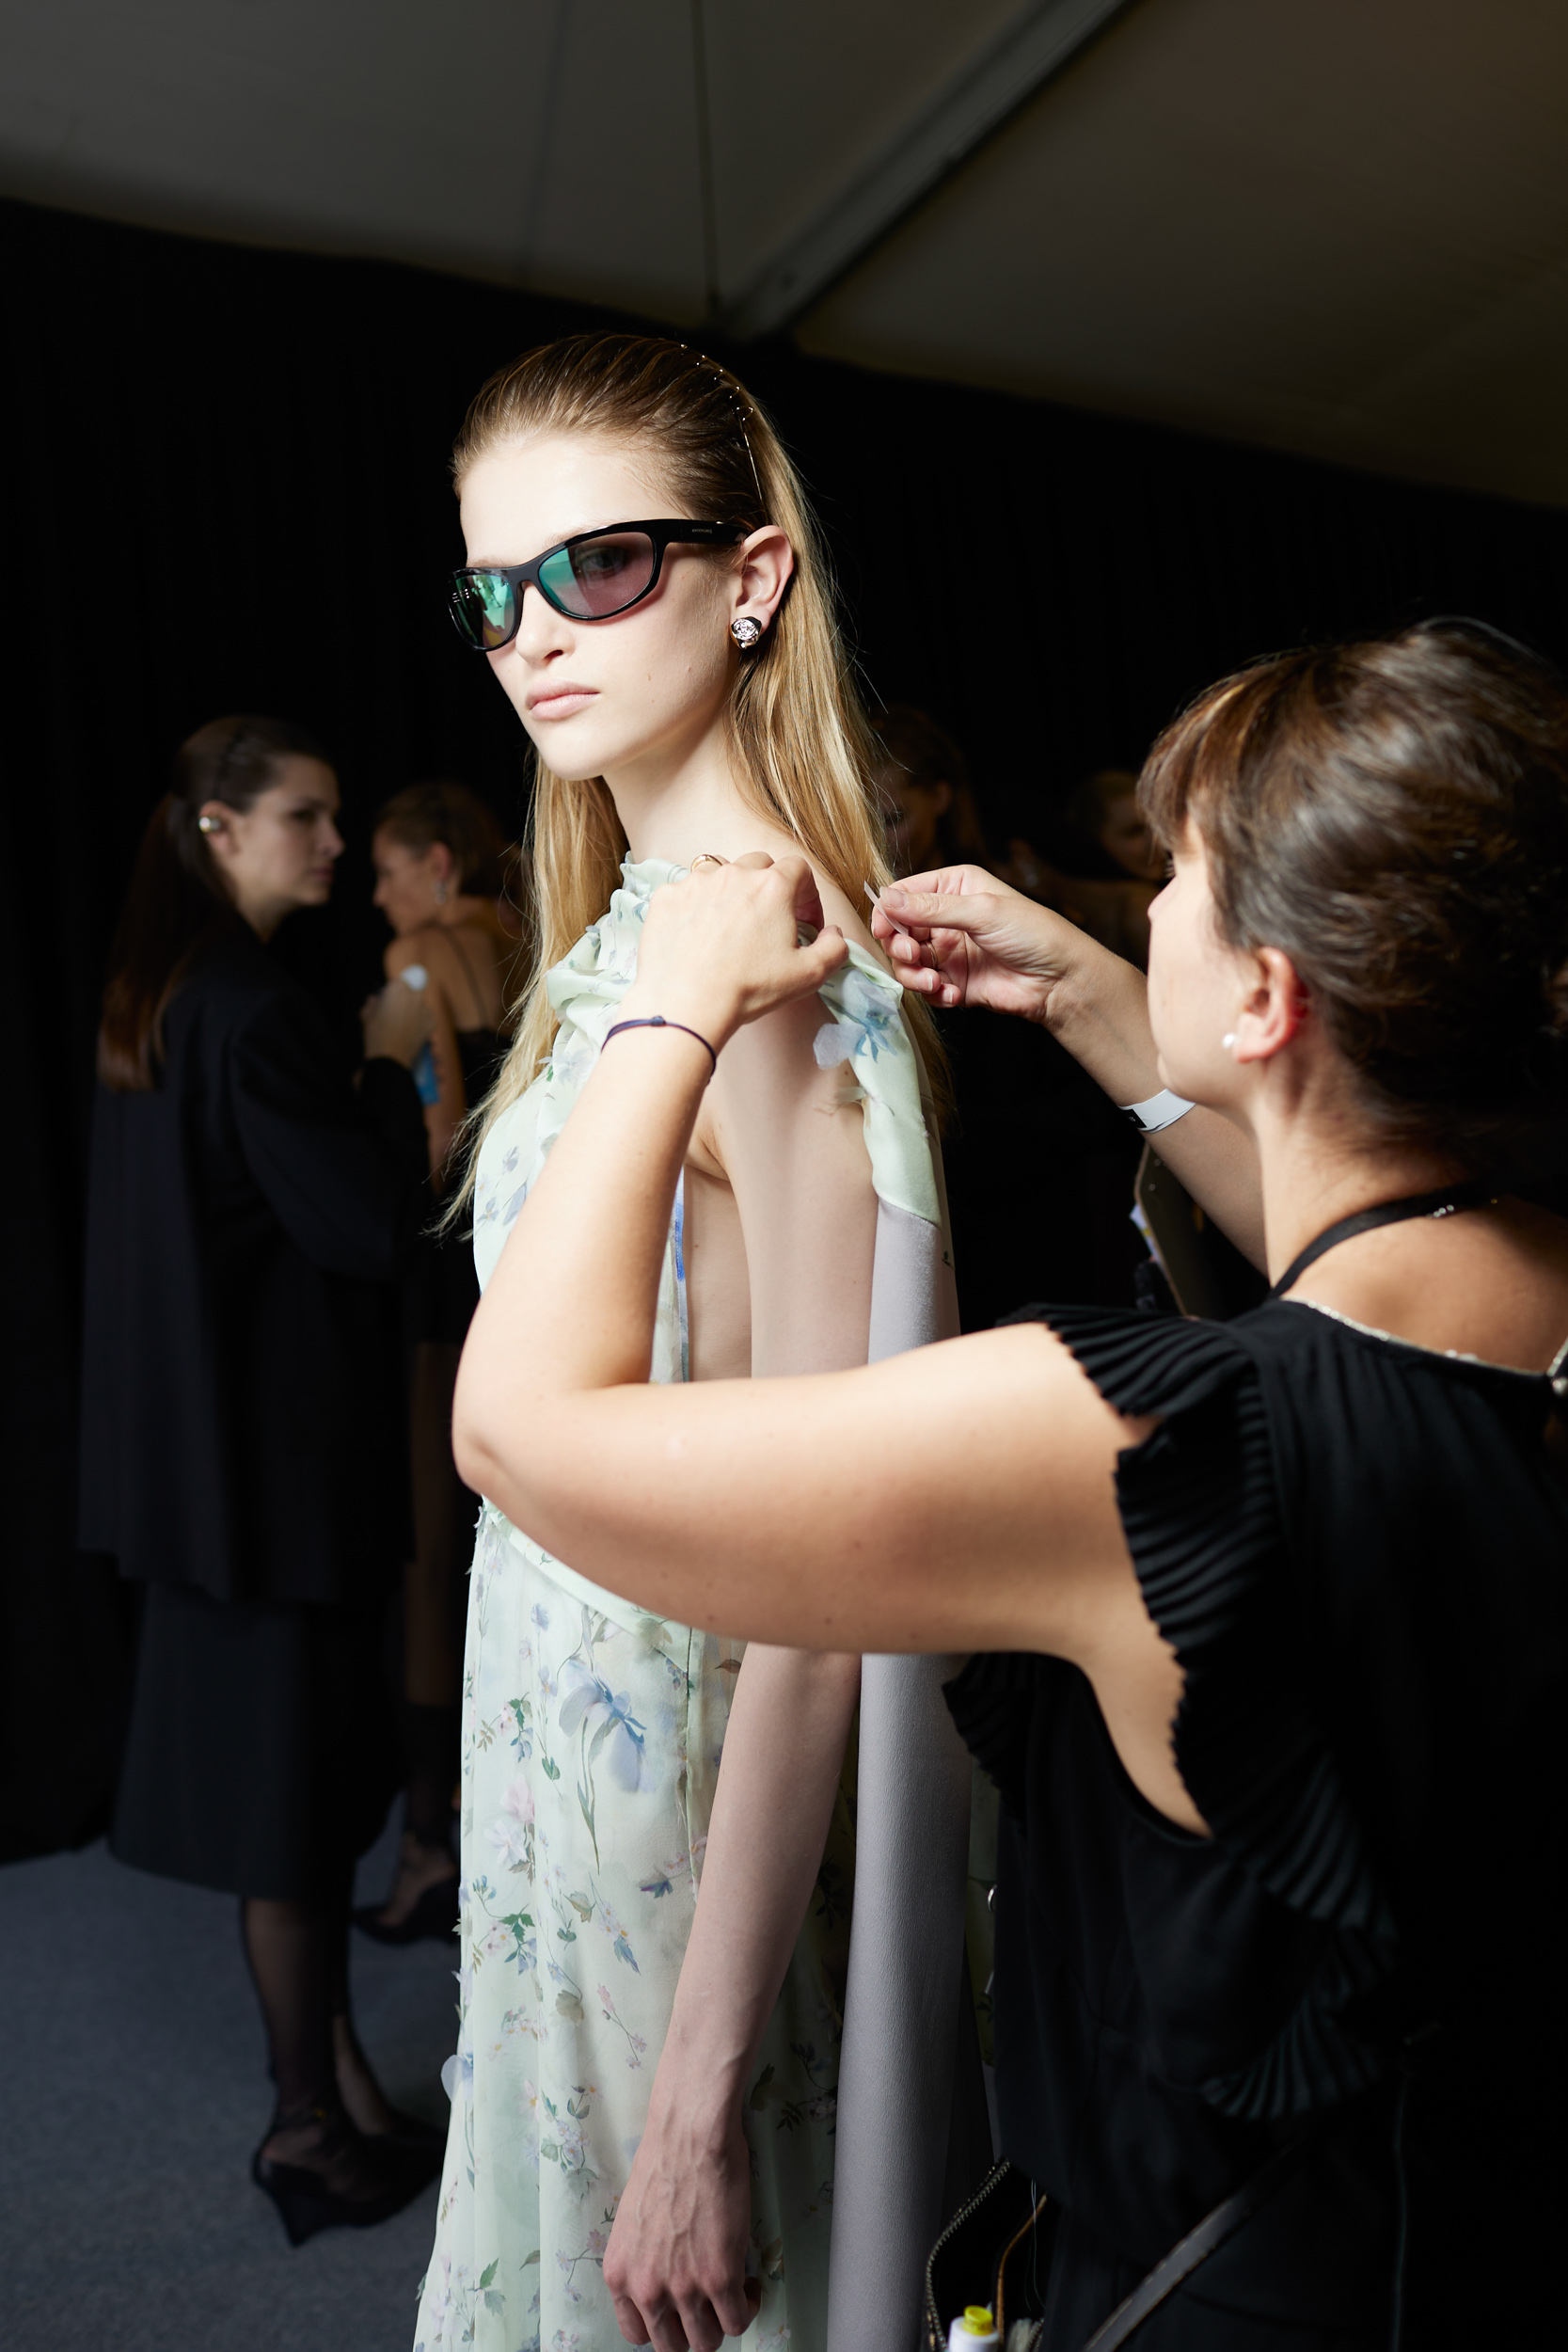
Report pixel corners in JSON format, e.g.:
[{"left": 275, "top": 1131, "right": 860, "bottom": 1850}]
[{"left": 449, "top": 518, "right": 747, "bottom": 648}]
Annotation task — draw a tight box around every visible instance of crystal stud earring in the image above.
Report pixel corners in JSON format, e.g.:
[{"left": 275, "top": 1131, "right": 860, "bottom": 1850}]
[
  {"left": 1222, "top": 1032, "right": 1238, "bottom": 1050},
  {"left": 198, "top": 815, "right": 222, "bottom": 834},
  {"left": 730, "top": 616, "right": 763, "bottom": 649}
]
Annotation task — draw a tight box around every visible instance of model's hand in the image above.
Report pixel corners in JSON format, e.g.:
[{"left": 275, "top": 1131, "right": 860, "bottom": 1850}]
[
  {"left": 603, "top": 2094, "right": 761, "bottom": 2352},
  {"left": 360, "top": 975, "right": 432, "bottom": 1067},
  {"left": 870, "top": 863, "right": 1108, "bottom": 1023},
  {"left": 624, "top": 853, "right": 848, "bottom": 1054}
]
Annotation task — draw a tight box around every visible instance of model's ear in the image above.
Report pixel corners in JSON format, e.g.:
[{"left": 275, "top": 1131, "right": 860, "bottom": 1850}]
[
  {"left": 928, "top": 780, "right": 954, "bottom": 818},
  {"left": 731, "top": 525, "right": 794, "bottom": 641},
  {"left": 1231, "top": 946, "right": 1309, "bottom": 1063}
]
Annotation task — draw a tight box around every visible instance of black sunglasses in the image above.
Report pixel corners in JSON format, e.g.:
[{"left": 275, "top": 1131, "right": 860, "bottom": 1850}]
[{"left": 449, "top": 518, "right": 746, "bottom": 650}]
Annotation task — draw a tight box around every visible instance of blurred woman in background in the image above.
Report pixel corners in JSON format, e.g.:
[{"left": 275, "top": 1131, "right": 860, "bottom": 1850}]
[
  {"left": 873, "top": 704, "right": 992, "bottom": 879},
  {"left": 356, "top": 783, "right": 516, "bottom": 1943},
  {"left": 81, "top": 716, "right": 439, "bottom": 2245},
  {"left": 1006, "top": 766, "right": 1164, "bottom": 967}
]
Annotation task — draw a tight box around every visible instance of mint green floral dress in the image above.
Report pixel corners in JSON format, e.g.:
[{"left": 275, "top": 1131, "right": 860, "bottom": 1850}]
[{"left": 415, "top": 859, "right": 979, "bottom": 2352}]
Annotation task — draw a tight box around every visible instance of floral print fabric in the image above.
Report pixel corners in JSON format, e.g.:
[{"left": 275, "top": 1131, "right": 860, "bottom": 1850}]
[{"left": 415, "top": 860, "right": 942, "bottom": 2352}]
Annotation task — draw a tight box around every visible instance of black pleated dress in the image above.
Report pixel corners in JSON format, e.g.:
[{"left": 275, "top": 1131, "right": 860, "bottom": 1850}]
[{"left": 945, "top": 1297, "right": 1567, "bottom": 2347}]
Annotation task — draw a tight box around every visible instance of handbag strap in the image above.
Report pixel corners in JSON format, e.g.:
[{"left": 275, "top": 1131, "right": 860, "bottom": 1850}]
[{"left": 1075, "top": 2132, "right": 1317, "bottom": 2352}]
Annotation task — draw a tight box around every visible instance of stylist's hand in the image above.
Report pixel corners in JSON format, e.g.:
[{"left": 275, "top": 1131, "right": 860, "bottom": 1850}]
[
  {"left": 625, "top": 853, "right": 848, "bottom": 1053},
  {"left": 360, "top": 975, "right": 432, "bottom": 1068},
  {"left": 603, "top": 2093, "right": 760, "bottom": 2352},
  {"left": 871, "top": 863, "right": 1111, "bottom": 1023}
]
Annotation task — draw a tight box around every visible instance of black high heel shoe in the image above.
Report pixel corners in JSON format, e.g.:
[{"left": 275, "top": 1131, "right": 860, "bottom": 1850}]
[
  {"left": 251, "top": 2096, "right": 440, "bottom": 2248},
  {"left": 351, "top": 1871, "right": 460, "bottom": 1947}
]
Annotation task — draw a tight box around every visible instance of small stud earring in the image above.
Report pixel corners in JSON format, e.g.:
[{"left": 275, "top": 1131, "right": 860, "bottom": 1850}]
[
  {"left": 1221, "top": 1032, "right": 1237, "bottom": 1051},
  {"left": 198, "top": 815, "right": 222, "bottom": 835},
  {"left": 730, "top": 616, "right": 763, "bottom": 649}
]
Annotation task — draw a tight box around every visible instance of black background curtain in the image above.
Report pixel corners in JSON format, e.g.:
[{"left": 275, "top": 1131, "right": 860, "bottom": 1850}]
[{"left": 6, "top": 192, "right": 1567, "bottom": 1857}]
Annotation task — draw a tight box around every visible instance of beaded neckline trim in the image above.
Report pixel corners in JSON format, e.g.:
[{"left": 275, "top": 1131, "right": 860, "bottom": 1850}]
[{"left": 1286, "top": 1297, "right": 1568, "bottom": 1389}]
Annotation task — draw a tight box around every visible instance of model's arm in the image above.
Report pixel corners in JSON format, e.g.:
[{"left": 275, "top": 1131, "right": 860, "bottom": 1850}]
[
  {"left": 872, "top": 865, "right": 1266, "bottom": 1265},
  {"left": 604, "top": 1646, "right": 856, "bottom": 2349},
  {"left": 604, "top": 941, "right": 875, "bottom": 2349}
]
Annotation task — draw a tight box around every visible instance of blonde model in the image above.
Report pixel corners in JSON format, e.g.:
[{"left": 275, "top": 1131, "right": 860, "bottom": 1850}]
[{"left": 415, "top": 336, "right": 982, "bottom": 2352}]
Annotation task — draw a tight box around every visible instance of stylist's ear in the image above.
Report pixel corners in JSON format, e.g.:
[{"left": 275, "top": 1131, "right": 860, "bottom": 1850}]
[{"left": 1232, "top": 947, "right": 1308, "bottom": 1064}]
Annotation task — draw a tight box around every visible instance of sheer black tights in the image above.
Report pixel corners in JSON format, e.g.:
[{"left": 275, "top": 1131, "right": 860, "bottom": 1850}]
[
  {"left": 241, "top": 1891, "right": 342, "bottom": 2116},
  {"left": 240, "top": 1885, "right": 394, "bottom": 2158}
]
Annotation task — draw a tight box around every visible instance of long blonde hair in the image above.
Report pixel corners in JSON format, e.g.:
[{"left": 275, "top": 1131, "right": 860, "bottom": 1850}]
[{"left": 451, "top": 331, "right": 944, "bottom": 1194}]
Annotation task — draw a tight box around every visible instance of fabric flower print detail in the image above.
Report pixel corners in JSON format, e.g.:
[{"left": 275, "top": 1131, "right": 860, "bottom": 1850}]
[
  {"left": 814, "top": 965, "right": 902, "bottom": 1070},
  {"left": 597, "top": 1983, "right": 649, "bottom": 2067},
  {"left": 597, "top": 1901, "right": 640, "bottom": 1974},
  {"left": 487, "top": 1777, "right": 535, "bottom": 1872},
  {"left": 557, "top": 1661, "right": 649, "bottom": 1793}
]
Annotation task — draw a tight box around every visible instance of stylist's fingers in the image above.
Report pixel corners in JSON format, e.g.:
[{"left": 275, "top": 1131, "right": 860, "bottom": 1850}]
[{"left": 879, "top": 884, "right": 1006, "bottom": 934}]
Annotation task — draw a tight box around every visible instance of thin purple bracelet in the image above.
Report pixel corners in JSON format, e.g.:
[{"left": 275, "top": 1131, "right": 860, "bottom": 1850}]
[{"left": 602, "top": 1014, "right": 719, "bottom": 1078}]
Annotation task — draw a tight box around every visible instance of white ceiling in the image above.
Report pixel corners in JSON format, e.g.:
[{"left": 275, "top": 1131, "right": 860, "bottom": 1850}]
[{"left": 3, "top": 0, "right": 1565, "bottom": 505}]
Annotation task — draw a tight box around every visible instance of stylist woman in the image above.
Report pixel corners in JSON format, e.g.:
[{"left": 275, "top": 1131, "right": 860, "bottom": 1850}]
[
  {"left": 81, "top": 716, "right": 440, "bottom": 2245},
  {"left": 450, "top": 625, "right": 1564, "bottom": 2347}
]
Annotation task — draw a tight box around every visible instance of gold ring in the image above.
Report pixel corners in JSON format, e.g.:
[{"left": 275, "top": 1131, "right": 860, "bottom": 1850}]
[{"left": 689, "top": 852, "right": 726, "bottom": 869}]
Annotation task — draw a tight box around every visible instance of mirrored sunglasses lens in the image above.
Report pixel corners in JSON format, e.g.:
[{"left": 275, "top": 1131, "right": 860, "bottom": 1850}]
[
  {"left": 541, "top": 532, "right": 657, "bottom": 618},
  {"left": 452, "top": 572, "right": 517, "bottom": 649}
]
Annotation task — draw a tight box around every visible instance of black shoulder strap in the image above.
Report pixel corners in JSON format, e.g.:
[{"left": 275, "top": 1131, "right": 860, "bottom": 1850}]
[
  {"left": 1268, "top": 1179, "right": 1494, "bottom": 1301},
  {"left": 1075, "top": 2132, "right": 1318, "bottom": 2351}
]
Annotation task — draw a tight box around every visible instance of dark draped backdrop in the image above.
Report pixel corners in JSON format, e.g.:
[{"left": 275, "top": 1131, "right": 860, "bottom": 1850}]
[{"left": 6, "top": 192, "right": 1567, "bottom": 1857}]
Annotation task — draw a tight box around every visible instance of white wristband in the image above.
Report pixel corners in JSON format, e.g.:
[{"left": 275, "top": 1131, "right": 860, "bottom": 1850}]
[{"left": 1119, "top": 1088, "right": 1196, "bottom": 1134}]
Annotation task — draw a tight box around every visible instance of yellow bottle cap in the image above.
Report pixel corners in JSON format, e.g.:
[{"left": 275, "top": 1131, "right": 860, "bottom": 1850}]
[{"left": 961, "top": 2311, "right": 995, "bottom": 2337}]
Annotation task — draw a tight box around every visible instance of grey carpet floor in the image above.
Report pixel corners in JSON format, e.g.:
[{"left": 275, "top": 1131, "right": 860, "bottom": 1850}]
[{"left": 0, "top": 1810, "right": 456, "bottom": 2351}]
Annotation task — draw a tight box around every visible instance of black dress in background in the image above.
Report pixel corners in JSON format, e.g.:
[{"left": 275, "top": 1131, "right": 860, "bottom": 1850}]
[
  {"left": 946, "top": 1298, "right": 1567, "bottom": 2345},
  {"left": 79, "top": 928, "right": 427, "bottom": 1899}
]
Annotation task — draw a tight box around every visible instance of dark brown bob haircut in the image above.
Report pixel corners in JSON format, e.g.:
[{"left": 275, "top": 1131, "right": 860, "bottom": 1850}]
[{"left": 1139, "top": 620, "right": 1568, "bottom": 1178}]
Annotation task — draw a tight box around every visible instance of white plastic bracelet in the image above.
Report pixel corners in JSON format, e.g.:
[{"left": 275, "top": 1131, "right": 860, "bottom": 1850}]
[{"left": 1119, "top": 1088, "right": 1196, "bottom": 1134}]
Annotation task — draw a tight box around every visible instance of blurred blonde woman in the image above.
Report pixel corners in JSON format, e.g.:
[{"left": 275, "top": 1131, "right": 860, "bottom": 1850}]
[{"left": 414, "top": 336, "right": 985, "bottom": 2352}]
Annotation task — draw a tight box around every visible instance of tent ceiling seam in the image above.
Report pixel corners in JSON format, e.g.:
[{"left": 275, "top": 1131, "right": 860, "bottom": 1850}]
[{"left": 717, "top": 0, "right": 1139, "bottom": 339}]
